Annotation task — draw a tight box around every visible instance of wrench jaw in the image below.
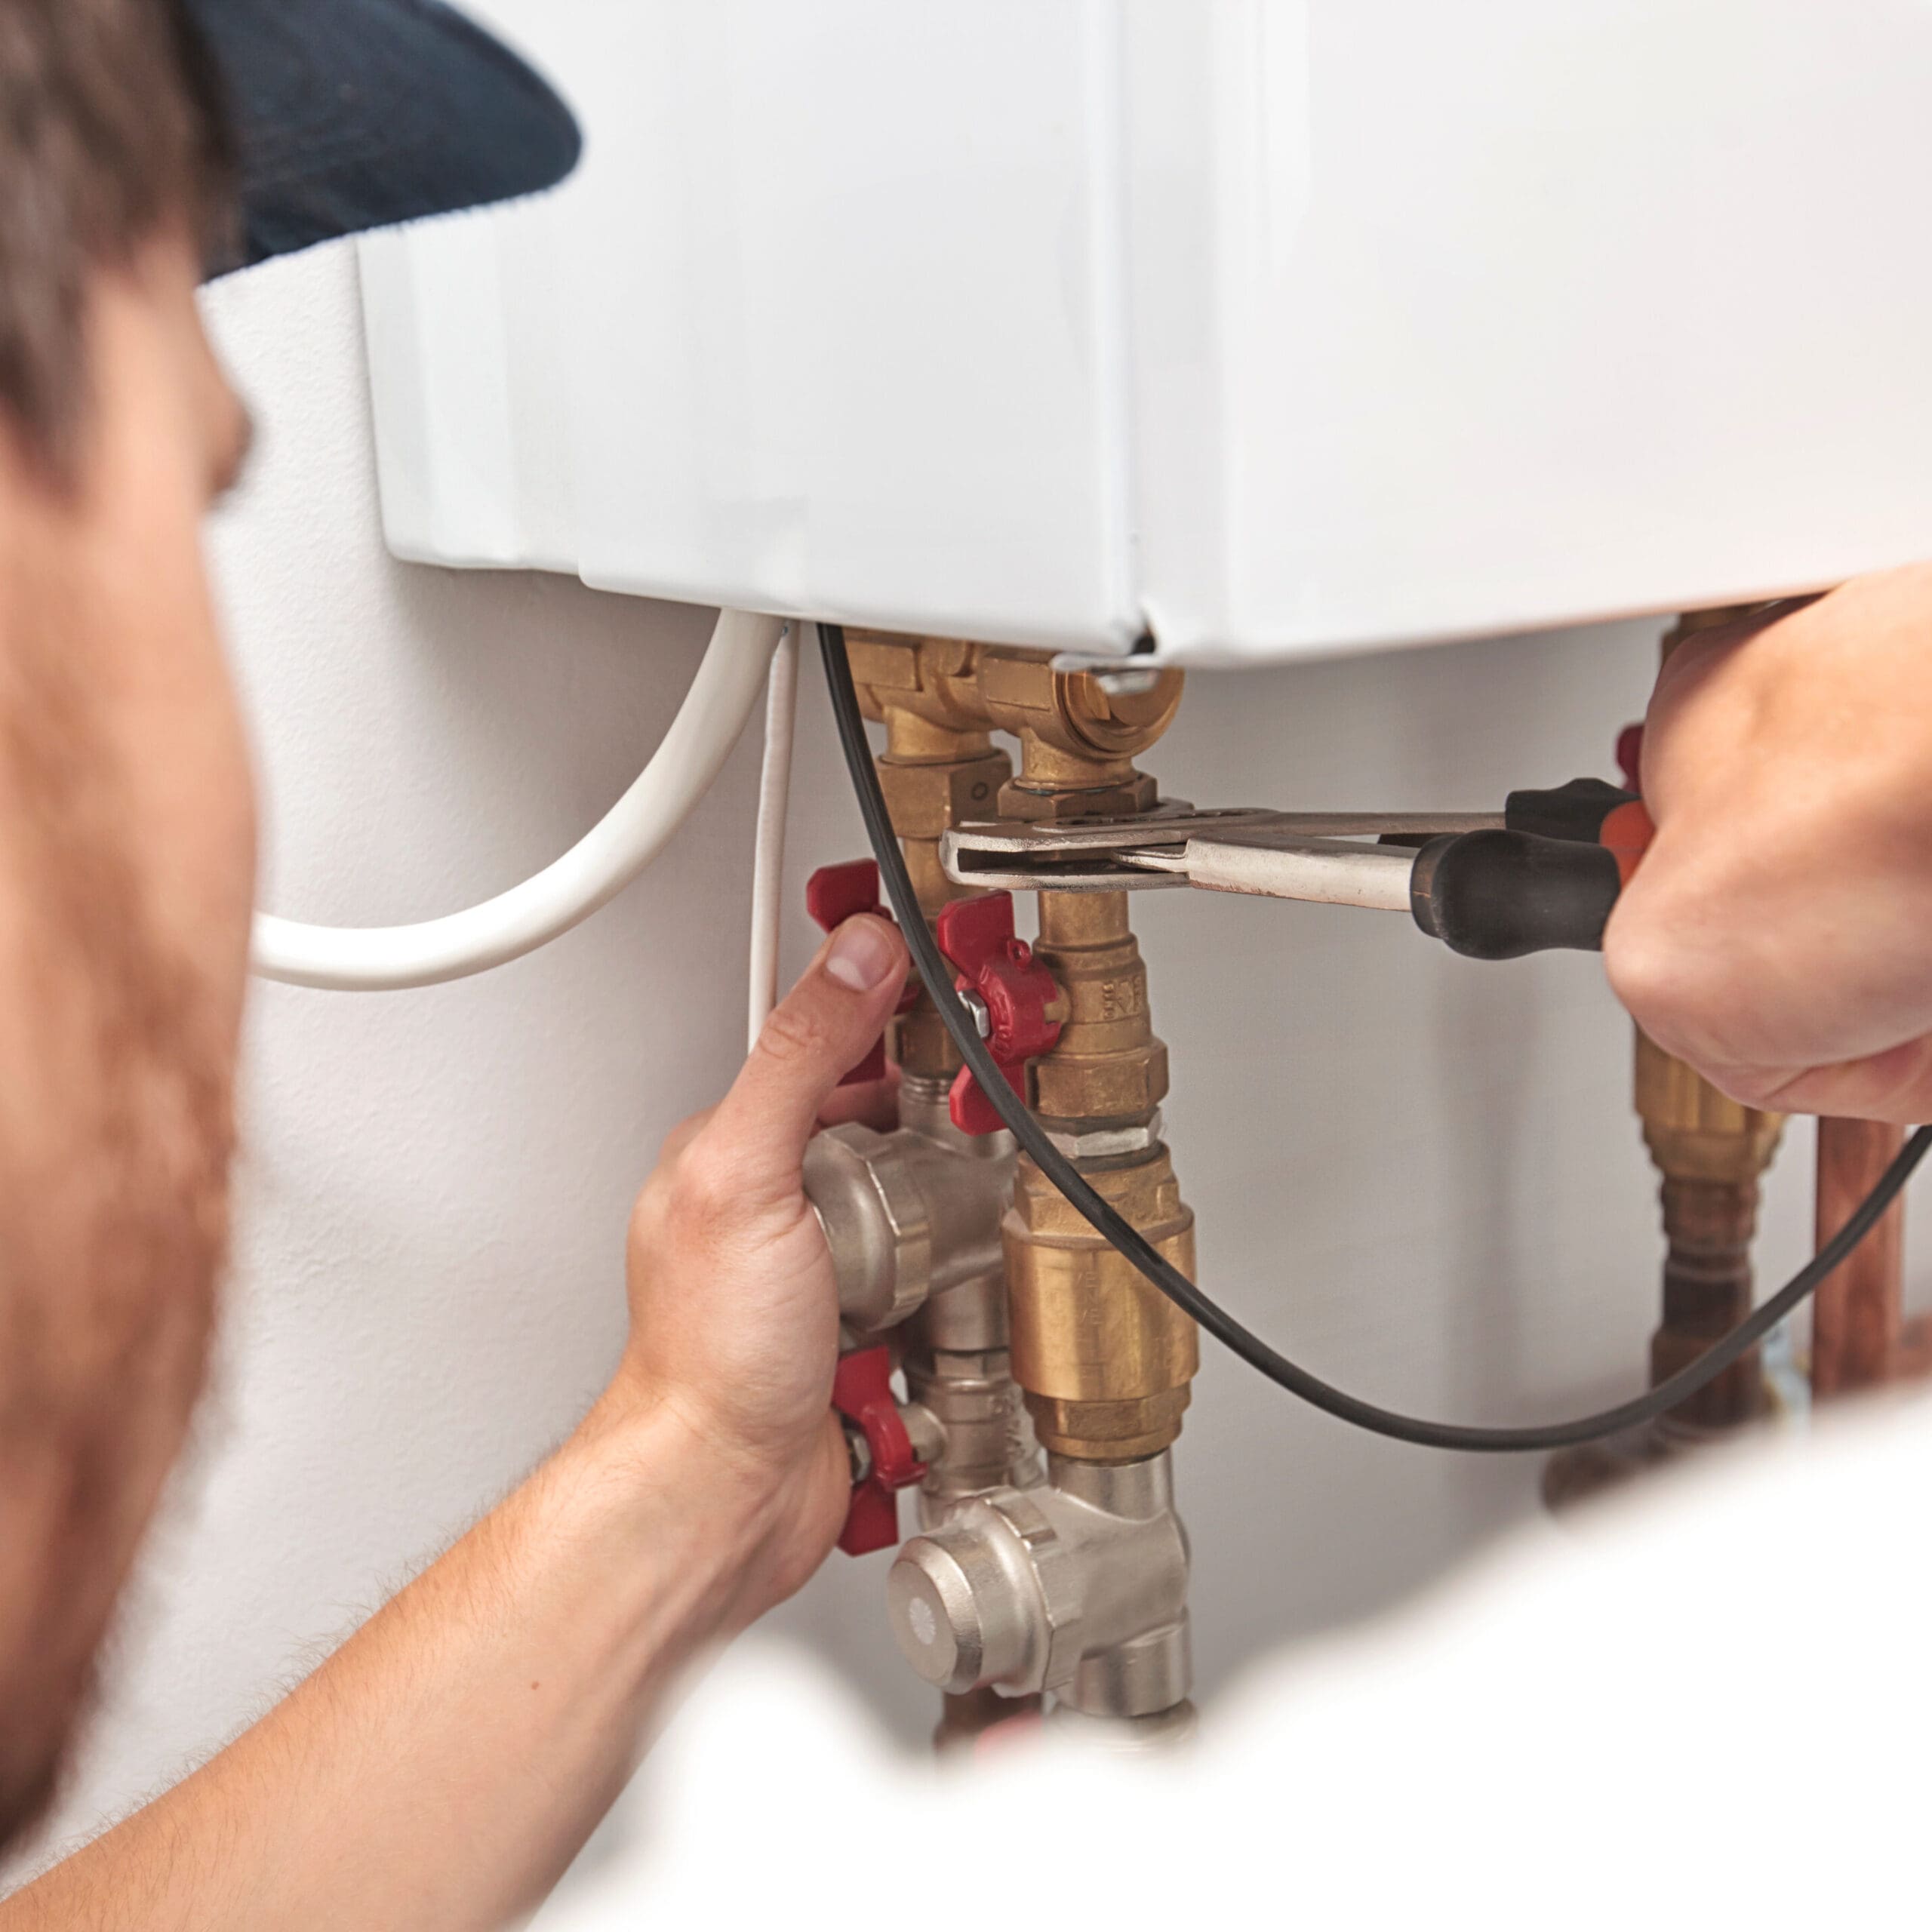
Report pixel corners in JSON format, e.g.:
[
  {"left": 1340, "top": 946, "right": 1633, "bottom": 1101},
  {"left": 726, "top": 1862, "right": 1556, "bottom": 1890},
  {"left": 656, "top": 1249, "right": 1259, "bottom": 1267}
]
[{"left": 940, "top": 805, "right": 1505, "bottom": 901}]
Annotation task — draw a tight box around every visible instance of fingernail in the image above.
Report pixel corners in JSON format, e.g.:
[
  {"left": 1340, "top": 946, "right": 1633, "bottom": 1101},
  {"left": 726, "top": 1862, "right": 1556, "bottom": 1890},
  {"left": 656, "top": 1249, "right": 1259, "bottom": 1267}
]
[{"left": 825, "top": 916, "right": 897, "bottom": 992}]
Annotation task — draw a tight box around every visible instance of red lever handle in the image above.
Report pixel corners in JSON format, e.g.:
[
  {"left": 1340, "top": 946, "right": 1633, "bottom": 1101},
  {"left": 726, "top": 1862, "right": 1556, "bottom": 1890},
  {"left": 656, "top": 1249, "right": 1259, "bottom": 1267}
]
[
  {"left": 934, "top": 893, "right": 1064, "bottom": 1137},
  {"left": 832, "top": 1344, "right": 926, "bottom": 1556},
  {"left": 804, "top": 860, "right": 914, "bottom": 1085}
]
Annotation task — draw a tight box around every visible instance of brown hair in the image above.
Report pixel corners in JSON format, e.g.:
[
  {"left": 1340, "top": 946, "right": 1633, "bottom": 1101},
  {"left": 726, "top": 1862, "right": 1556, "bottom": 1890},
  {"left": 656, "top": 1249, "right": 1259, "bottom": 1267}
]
[{"left": 0, "top": 0, "right": 235, "bottom": 478}]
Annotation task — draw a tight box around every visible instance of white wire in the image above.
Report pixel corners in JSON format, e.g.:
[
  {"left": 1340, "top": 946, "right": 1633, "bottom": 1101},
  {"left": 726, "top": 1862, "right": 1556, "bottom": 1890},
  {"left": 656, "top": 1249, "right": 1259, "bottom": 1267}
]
[
  {"left": 251, "top": 608, "right": 786, "bottom": 991},
  {"left": 746, "top": 622, "right": 802, "bottom": 1051}
]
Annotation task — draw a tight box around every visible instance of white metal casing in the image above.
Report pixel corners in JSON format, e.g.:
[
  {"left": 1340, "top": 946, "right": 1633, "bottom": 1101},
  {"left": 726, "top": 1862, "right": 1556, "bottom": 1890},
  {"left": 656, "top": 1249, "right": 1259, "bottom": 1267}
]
[{"left": 361, "top": 1, "right": 1932, "bottom": 665}]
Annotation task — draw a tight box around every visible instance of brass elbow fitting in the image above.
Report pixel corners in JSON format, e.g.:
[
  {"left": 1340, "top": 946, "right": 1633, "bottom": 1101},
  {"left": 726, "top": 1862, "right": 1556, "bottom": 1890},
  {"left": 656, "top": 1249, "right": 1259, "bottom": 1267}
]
[{"left": 974, "top": 646, "right": 1183, "bottom": 822}]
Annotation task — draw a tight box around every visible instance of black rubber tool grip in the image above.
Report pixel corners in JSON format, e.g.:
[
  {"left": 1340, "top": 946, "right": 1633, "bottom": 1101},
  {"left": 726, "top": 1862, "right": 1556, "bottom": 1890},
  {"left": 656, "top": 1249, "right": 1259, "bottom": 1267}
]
[
  {"left": 1410, "top": 829, "right": 1622, "bottom": 959},
  {"left": 1503, "top": 777, "right": 1637, "bottom": 843}
]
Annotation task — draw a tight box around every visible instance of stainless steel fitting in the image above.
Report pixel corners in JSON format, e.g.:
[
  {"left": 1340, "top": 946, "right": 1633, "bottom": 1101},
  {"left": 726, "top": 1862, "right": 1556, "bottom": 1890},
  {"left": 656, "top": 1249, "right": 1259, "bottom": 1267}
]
[
  {"left": 804, "top": 1112, "right": 1015, "bottom": 1337},
  {"left": 906, "top": 1348, "right": 1041, "bottom": 1518},
  {"left": 886, "top": 1452, "right": 1190, "bottom": 1718}
]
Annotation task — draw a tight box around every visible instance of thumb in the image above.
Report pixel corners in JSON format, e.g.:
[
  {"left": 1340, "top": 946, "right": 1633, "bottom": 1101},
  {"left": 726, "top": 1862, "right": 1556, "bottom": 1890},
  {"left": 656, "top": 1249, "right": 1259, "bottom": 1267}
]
[{"left": 706, "top": 914, "right": 909, "bottom": 1203}]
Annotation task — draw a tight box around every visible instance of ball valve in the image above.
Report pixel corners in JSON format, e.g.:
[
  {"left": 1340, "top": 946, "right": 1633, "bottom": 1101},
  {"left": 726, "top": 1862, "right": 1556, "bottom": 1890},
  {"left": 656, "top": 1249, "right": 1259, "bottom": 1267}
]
[
  {"left": 802, "top": 863, "right": 1018, "bottom": 1338},
  {"left": 801, "top": 864, "right": 1028, "bottom": 1556},
  {"left": 933, "top": 891, "right": 1066, "bottom": 1136}
]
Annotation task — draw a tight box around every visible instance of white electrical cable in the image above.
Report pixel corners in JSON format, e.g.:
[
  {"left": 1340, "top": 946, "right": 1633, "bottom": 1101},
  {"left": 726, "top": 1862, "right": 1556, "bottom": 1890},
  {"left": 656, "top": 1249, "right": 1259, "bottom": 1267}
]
[
  {"left": 746, "top": 621, "right": 801, "bottom": 1050},
  {"left": 251, "top": 608, "right": 786, "bottom": 992}
]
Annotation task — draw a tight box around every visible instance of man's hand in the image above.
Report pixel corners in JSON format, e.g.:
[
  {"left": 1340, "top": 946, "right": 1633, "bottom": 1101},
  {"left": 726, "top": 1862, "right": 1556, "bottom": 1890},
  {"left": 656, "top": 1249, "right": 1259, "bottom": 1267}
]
[
  {"left": 0, "top": 910, "right": 913, "bottom": 1932},
  {"left": 597, "top": 910, "right": 910, "bottom": 1622},
  {"left": 1606, "top": 565, "right": 1932, "bottom": 1121}
]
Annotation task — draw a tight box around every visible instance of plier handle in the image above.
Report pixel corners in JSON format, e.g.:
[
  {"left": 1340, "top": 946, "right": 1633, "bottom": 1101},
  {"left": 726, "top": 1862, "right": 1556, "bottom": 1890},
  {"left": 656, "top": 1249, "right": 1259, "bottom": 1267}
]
[{"left": 940, "top": 779, "right": 1654, "bottom": 960}]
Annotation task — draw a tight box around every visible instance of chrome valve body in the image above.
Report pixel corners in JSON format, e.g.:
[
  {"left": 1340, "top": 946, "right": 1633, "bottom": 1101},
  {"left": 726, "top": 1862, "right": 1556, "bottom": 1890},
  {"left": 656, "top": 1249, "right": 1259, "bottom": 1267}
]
[{"left": 887, "top": 1451, "right": 1189, "bottom": 1720}]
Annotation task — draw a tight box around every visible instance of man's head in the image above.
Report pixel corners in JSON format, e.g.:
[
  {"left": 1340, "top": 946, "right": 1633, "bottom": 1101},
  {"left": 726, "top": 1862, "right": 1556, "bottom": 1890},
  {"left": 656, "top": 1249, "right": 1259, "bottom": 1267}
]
[
  {"left": 0, "top": 0, "right": 577, "bottom": 1846},
  {"left": 0, "top": 0, "right": 257, "bottom": 1844}
]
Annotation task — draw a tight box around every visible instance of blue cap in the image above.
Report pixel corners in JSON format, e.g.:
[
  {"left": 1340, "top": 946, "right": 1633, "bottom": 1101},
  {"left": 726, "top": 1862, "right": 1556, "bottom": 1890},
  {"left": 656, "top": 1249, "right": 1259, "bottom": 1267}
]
[{"left": 184, "top": 0, "right": 582, "bottom": 274}]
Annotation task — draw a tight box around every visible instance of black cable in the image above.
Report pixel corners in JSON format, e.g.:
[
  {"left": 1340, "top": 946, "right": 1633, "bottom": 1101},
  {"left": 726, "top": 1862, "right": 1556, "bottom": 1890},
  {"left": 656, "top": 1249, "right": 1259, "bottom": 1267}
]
[{"left": 820, "top": 620, "right": 1932, "bottom": 1452}]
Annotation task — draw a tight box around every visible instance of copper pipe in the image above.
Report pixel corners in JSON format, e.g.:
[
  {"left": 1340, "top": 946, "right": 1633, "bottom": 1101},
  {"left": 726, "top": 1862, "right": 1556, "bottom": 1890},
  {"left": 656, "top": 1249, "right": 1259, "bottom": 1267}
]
[{"left": 1812, "top": 1118, "right": 1907, "bottom": 1398}]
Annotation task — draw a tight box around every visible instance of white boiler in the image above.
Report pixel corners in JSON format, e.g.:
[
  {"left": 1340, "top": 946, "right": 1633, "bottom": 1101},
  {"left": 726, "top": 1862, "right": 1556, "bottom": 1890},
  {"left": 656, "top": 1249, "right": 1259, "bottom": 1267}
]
[{"left": 360, "top": 0, "right": 1932, "bottom": 664}]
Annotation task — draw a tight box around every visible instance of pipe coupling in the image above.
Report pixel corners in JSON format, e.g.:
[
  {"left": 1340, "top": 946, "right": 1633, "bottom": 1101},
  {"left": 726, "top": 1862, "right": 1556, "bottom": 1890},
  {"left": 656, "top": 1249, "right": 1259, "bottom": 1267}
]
[
  {"left": 906, "top": 1348, "right": 1041, "bottom": 1516},
  {"left": 805, "top": 1119, "right": 1015, "bottom": 1336}
]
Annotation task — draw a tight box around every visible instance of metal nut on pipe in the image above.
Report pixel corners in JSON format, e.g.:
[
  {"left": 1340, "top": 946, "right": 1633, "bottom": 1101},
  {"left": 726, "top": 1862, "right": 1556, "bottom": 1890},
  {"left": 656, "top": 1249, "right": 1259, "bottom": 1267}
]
[
  {"left": 804, "top": 1121, "right": 1016, "bottom": 1336},
  {"left": 906, "top": 1348, "right": 1041, "bottom": 1518}
]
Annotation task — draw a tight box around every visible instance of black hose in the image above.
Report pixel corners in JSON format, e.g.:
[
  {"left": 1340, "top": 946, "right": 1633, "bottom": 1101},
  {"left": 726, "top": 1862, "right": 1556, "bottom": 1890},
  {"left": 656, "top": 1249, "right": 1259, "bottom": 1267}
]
[{"left": 820, "top": 620, "right": 1930, "bottom": 1452}]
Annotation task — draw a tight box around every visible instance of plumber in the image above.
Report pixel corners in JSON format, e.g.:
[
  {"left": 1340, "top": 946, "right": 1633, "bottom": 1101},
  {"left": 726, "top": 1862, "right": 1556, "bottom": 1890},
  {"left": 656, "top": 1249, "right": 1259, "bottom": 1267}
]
[{"left": 0, "top": 1, "right": 1928, "bottom": 1926}]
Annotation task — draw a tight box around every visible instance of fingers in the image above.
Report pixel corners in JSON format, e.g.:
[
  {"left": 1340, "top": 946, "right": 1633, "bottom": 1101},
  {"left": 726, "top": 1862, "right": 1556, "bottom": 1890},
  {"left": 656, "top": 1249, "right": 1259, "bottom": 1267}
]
[
  {"left": 702, "top": 915, "right": 909, "bottom": 1206},
  {"left": 1697, "top": 1038, "right": 1932, "bottom": 1124}
]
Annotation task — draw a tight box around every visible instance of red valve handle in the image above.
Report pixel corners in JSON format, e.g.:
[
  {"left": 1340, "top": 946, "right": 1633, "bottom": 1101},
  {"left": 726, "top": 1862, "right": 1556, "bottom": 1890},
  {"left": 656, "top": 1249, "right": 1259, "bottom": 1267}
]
[
  {"left": 1615, "top": 723, "right": 1644, "bottom": 796},
  {"left": 832, "top": 1344, "right": 926, "bottom": 1556},
  {"left": 804, "top": 860, "right": 916, "bottom": 1085},
  {"left": 934, "top": 893, "right": 1065, "bottom": 1137}
]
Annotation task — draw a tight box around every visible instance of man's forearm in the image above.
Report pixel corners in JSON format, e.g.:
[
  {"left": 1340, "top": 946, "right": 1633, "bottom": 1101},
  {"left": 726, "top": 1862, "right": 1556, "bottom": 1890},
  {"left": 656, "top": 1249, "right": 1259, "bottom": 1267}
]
[{"left": 1, "top": 1398, "right": 761, "bottom": 1932}]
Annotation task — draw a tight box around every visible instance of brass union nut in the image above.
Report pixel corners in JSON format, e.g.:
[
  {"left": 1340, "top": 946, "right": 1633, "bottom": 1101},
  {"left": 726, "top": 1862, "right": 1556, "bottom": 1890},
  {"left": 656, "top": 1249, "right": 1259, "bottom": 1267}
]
[
  {"left": 1032, "top": 1041, "right": 1169, "bottom": 1124},
  {"left": 998, "top": 768, "right": 1160, "bottom": 824}
]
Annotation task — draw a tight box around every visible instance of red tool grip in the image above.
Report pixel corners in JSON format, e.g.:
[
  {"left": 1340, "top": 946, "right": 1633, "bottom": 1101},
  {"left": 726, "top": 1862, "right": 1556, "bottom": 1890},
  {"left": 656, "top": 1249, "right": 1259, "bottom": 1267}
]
[{"left": 1598, "top": 797, "right": 1655, "bottom": 886}]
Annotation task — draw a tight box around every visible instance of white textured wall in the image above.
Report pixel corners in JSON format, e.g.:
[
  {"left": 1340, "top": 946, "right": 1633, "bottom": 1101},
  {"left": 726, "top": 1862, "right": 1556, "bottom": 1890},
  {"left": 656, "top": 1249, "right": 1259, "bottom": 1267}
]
[{"left": 11, "top": 241, "right": 1842, "bottom": 1875}]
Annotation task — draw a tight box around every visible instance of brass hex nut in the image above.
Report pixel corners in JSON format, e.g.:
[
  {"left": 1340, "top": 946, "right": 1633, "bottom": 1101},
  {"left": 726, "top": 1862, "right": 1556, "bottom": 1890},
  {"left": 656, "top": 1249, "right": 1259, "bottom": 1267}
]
[
  {"left": 998, "top": 768, "right": 1160, "bottom": 823},
  {"left": 891, "top": 1004, "right": 965, "bottom": 1082},
  {"left": 1024, "top": 1388, "right": 1192, "bottom": 1463},
  {"left": 1032, "top": 1041, "right": 1169, "bottom": 1121}
]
